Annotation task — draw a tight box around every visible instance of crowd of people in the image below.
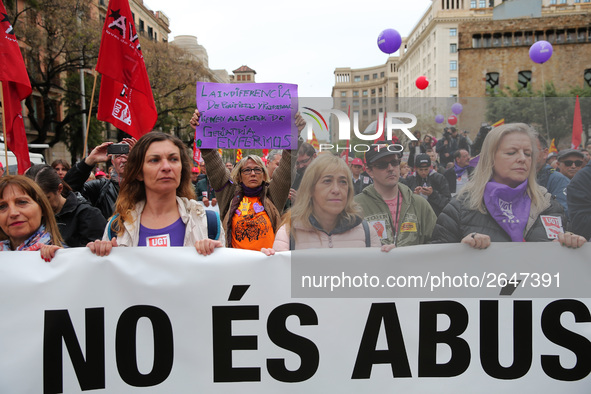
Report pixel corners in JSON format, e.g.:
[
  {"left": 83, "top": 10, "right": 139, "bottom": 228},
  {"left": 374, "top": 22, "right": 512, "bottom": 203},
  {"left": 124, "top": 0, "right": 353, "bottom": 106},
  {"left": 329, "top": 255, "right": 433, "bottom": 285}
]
[{"left": 0, "top": 115, "right": 589, "bottom": 260}]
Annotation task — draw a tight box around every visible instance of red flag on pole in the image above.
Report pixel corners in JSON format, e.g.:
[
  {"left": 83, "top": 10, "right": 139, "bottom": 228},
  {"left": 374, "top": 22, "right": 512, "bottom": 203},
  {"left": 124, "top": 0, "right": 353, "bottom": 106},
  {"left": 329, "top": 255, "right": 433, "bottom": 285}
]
[
  {"left": 0, "top": 0, "right": 31, "bottom": 174},
  {"left": 96, "top": 0, "right": 157, "bottom": 139},
  {"left": 571, "top": 95, "right": 583, "bottom": 149}
]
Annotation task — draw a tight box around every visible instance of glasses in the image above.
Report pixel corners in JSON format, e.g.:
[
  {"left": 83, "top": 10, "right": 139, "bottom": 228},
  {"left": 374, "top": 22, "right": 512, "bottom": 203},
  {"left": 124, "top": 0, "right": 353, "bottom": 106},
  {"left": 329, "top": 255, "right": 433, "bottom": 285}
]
[
  {"left": 560, "top": 160, "right": 583, "bottom": 167},
  {"left": 371, "top": 159, "right": 400, "bottom": 170},
  {"left": 241, "top": 167, "right": 263, "bottom": 175},
  {"left": 296, "top": 157, "right": 312, "bottom": 166}
]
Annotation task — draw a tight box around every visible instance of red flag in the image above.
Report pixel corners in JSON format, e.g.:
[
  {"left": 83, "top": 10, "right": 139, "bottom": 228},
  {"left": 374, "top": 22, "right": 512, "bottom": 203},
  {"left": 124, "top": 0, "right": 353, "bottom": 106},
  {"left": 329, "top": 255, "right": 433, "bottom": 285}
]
[
  {"left": 192, "top": 139, "right": 201, "bottom": 163},
  {"left": 308, "top": 130, "right": 320, "bottom": 150},
  {"left": 572, "top": 95, "right": 583, "bottom": 149},
  {"left": 96, "top": 0, "right": 157, "bottom": 139},
  {"left": 0, "top": 0, "right": 31, "bottom": 174},
  {"left": 236, "top": 149, "right": 243, "bottom": 163}
]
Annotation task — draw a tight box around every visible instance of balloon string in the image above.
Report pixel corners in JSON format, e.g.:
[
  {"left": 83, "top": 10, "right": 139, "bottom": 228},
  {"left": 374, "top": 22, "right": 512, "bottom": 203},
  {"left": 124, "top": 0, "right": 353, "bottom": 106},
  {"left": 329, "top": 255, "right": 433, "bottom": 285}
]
[{"left": 541, "top": 64, "right": 551, "bottom": 142}]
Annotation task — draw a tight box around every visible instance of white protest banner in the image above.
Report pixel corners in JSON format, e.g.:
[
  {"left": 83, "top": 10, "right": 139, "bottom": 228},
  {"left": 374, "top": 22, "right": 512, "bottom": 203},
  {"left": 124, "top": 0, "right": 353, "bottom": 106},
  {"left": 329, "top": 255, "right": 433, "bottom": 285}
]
[{"left": 0, "top": 244, "right": 590, "bottom": 393}]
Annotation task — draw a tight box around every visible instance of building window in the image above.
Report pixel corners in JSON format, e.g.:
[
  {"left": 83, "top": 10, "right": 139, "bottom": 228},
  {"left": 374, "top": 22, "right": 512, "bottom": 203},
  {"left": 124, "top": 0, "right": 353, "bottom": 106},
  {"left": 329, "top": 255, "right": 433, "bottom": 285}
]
[
  {"left": 450, "top": 43, "right": 457, "bottom": 53},
  {"left": 362, "top": 90, "right": 368, "bottom": 96},
  {"left": 560, "top": 0, "right": 566, "bottom": 3},
  {"left": 503, "top": 33, "right": 512, "bottom": 46},
  {"left": 148, "top": 26, "right": 153, "bottom": 40},
  {"left": 550, "top": 0, "right": 557, "bottom": 4},
  {"left": 364, "top": 75, "right": 369, "bottom": 81},
  {"left": 354, "top": 76, "right": 361, "bottom": 82},
  {"left": 450, "top": 28, "right": 457, "bottom": 36},
  {"left": 363, "top": 109, "right": 368, "bottom": 116},
  {"left": 378, "top": 88, "right": 383, "bottom": 94},
  {"left": 584, "top": 69, "right": 591, "bottom": 87},
  {"left": 371, "top": 89, "right": 375, "bottom": 95},
  {"left": 473, "top": 34, "right": 481, "bottom": 48},
  {"left": 154, "top": 32, "right": 157, "bottom": 41},
  {"left": 514, "top": 32, "right": 522, "bottom": 45},
  {"left": 371, "top": 98, "right": 376, "bottom": 104},
  {"left": 450, "top": 78, "right": 458, "bottom": 88},
  {"left": 341, "top": 100, "right": 347, "bottom": 107},
  {"left": 353, "top": 91, "right": 359, "bottom": 97},
  {"left": 353, "top": 100, "right": 359, "bottom": 107},
  {"left": 371, "top": 109, "right": 377, "bottom": 115},
  {"left": 341, "top": 91, "right": 347, "bottom": 97},
  {"left": 247, "top": 75, "right": 251, "bottom": 81},
  {"left": 486, "top": 72, "right": 499, "bottom": 89},
  {"left": 450, "top": 60, "right": 457, "bottom": 70},
  {"left": 362, "top": 99, "right": 368, "bottom": 106},
  {"left": 493, "top": 33, "right": 502, "bottom": 47},
  {"left": 380, "top": 72, "right": 385, "bottom": 78},
  {"left": 479, "top": 0, "right": 485, "bottom": 7},
  {"left": 139, "top": 19, "right": 144, "bottom": 33},
  {"left": 517, "top": 71, "right": 532, "bottom": 89},
  {"left": 373, "top": 73, "right": 378, "bottom": 79},
  {"left": 471, "top": 0, "right": 476, "bottom": 7}
]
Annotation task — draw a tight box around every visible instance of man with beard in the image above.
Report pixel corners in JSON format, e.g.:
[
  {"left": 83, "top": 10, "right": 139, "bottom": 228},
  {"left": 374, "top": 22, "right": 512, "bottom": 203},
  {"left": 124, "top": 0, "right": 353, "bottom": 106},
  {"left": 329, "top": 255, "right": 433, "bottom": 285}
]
[
  {"left": 443, "top": 149, "right": 474, "bottom": 196},
  {"left": 355, "top": 146, "right": 436, "bottom": 248},
  {"left": 64, "top": 139, "right": 134, "bottom": 219}
]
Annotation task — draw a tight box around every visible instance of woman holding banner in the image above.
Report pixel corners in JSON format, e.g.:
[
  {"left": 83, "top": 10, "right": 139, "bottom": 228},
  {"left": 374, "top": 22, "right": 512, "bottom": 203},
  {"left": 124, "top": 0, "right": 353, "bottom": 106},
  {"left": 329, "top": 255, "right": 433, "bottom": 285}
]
[
  {"left": 431, "top": 123, "right": 586, "bottom": 249},
  {"left": 190, "top": 110, "right": 304, "bottom": 251},
  {"left": 270, "top": 153, "right": 380, "bottom": 251},
  {"left": 0, "top": 176, "right": 64, "bottom": 259},
  {"left": 81, "top": 132, "right": 224, "bottom": 257}
]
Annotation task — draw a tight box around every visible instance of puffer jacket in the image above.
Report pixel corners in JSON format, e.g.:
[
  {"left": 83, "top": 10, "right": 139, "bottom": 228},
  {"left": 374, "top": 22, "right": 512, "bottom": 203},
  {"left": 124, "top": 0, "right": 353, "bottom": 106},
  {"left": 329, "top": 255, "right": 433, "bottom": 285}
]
[
  {"left": 354, "top": 183, "right": 437, "bottom": 247},
  {"left": 102, "top": 197, "right": 225, "bottom": 246},
  {"left": 273, "top": 215, "right": 380, "bottom": 251},
  {"left": 201, "top": 148, "right": 294, "bottom": 248},
  {"left": 64, "top": 160, "right": 119, "bottom": 220},
  {"left": 431, "top": 186, "right": 566, "bottom": 243}
]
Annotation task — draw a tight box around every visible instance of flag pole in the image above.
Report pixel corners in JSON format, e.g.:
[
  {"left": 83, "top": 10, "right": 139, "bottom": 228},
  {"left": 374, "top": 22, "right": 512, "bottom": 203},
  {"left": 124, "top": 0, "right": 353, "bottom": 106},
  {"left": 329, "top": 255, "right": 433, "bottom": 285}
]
[
  {"left": 84, "top": 69, "right": 98, "bottom": 158},
  {"left": 0, "top": 81, "right": 10, "bottom": 175}
]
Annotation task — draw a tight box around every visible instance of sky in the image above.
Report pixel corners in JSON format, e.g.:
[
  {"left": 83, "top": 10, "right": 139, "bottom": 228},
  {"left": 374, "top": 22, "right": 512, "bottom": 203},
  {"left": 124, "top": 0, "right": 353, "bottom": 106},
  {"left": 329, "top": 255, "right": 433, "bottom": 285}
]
[{"left": 143, "top": 0, "right": 433, "bottom": 97}]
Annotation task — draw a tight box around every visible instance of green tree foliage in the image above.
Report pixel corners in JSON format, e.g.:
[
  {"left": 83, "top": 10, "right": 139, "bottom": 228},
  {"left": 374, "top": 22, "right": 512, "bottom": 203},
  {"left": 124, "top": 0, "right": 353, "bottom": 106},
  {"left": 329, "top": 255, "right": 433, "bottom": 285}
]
[{"left": 486, "top": 82, "right": 591, "bottom": 146}]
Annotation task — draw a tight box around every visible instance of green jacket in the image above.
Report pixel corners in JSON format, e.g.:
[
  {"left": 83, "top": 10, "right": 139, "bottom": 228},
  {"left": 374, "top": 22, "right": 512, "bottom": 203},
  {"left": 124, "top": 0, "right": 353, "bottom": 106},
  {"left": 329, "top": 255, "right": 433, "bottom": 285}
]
[{"left": 354, "top": 183, "right": 437, "bottom": 247}]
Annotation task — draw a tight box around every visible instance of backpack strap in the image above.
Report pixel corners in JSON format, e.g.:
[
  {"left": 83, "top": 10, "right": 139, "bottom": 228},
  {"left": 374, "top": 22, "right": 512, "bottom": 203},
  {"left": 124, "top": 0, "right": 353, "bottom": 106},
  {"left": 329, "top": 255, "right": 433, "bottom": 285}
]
[
  {"left": 362, "top": 219, "right": 371, "bottom": 247},
  {"left": 205, "top": 210, "right": 221, "bottom": 240}
]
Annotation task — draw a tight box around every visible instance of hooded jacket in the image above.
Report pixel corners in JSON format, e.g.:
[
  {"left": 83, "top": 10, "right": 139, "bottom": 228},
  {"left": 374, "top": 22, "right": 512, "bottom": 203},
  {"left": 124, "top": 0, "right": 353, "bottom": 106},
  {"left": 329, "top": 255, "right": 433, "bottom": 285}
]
[
  {"left": 102, "top": 197, "right": 225, "bottom": 246},
  {"left": 56, "top": 192, "right": 106, "bottom": 247},
  {"left": 354, "top": 183, "right": 437, "bottom": 247}
]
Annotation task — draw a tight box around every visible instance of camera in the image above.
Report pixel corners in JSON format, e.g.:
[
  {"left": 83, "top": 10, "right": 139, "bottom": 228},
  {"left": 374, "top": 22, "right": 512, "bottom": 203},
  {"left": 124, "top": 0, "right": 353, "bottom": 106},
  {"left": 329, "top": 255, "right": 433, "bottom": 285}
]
[{"left": 107, "top": 143, "right": 130, "bottom": 155}]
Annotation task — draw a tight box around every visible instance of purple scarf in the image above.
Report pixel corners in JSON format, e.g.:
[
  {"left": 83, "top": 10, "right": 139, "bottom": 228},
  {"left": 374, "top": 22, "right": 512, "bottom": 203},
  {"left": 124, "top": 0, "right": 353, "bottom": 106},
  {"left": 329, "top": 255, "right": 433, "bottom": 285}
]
[
  {"left": 241, "top": 184, "right": 264, "bottom": 197},
  {"left": 454, "top": 163, "right": 469, "bottom": 178},
  {"left": 484, "top": 180, "right": 531, "bottom": 242}
]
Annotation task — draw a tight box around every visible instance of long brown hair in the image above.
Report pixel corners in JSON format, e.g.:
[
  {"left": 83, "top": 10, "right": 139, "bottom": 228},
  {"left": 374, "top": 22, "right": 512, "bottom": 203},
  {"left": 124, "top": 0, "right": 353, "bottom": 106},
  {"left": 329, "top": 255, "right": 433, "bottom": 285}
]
[
  {"left": 0, "top": 175, "right": 63, "bottom": 247},
  {"left": 112, "top": 132, "right": 196, "bottom": 235}
]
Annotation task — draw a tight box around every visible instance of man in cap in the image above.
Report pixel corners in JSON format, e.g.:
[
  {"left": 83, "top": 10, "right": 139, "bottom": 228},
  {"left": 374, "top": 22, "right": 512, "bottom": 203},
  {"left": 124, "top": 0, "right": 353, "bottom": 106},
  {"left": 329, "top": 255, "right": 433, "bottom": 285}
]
[
  {"left": 402, "top": 153, "right": 451, "bottom": 217},
  {"left": 350, "top": 157, "right": 372, "bottom": 195},
  {"left": 556, "top": 149, "right": 585, "bottom": 180},
  {"left": 354, "top": 145, "right": 436, "bottom": 248}
]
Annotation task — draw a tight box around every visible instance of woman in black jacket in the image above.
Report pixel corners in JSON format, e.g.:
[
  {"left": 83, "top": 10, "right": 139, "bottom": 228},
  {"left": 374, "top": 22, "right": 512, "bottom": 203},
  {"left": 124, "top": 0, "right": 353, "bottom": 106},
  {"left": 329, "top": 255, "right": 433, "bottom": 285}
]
[
  {"left": 27, "top": 165, "right": 106, "bottom": 247},
  {"left": 431, "top": 123, "right": 585, "bottom": 249}
]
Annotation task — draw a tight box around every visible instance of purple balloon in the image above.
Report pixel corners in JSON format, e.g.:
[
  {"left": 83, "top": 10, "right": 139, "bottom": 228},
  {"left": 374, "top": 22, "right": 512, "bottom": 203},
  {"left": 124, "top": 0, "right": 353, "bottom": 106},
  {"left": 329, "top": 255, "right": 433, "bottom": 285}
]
[
  {"left": 435, "top": 114, "right": 444, "bottom": 124},
  {"left": 529, "top": 40, "right": 553, "bottom": 64},
  {"left": 451, "top": 103, "right": 463, "bottom": 115},
  {"left": 377, "top": 29, "right": 402, "bottom": 55}
]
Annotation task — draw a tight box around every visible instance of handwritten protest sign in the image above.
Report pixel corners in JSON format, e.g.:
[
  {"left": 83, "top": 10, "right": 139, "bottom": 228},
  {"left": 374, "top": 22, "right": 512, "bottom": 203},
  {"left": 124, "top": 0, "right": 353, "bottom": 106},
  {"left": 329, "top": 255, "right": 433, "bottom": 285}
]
[{"left": 195, "top": 82, "right": 298, "bottom": 149}]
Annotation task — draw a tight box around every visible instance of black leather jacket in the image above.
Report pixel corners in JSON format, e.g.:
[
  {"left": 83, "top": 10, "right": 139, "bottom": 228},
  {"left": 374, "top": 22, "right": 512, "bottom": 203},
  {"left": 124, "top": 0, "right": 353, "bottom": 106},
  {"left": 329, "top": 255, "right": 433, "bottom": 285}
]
[{"left": 64, "top": 160, "right": 119, "bottom": 220}]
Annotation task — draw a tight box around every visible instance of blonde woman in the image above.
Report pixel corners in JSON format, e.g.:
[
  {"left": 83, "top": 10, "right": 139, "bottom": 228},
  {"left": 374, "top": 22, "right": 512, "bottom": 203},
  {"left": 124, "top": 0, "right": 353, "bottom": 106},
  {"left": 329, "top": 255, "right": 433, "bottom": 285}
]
[
  {"left": 431, "top": 123, "right": 585, "bottom": 249},
  {"left": 271, "top": 154, "right": 380, "bottom": 251}
]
